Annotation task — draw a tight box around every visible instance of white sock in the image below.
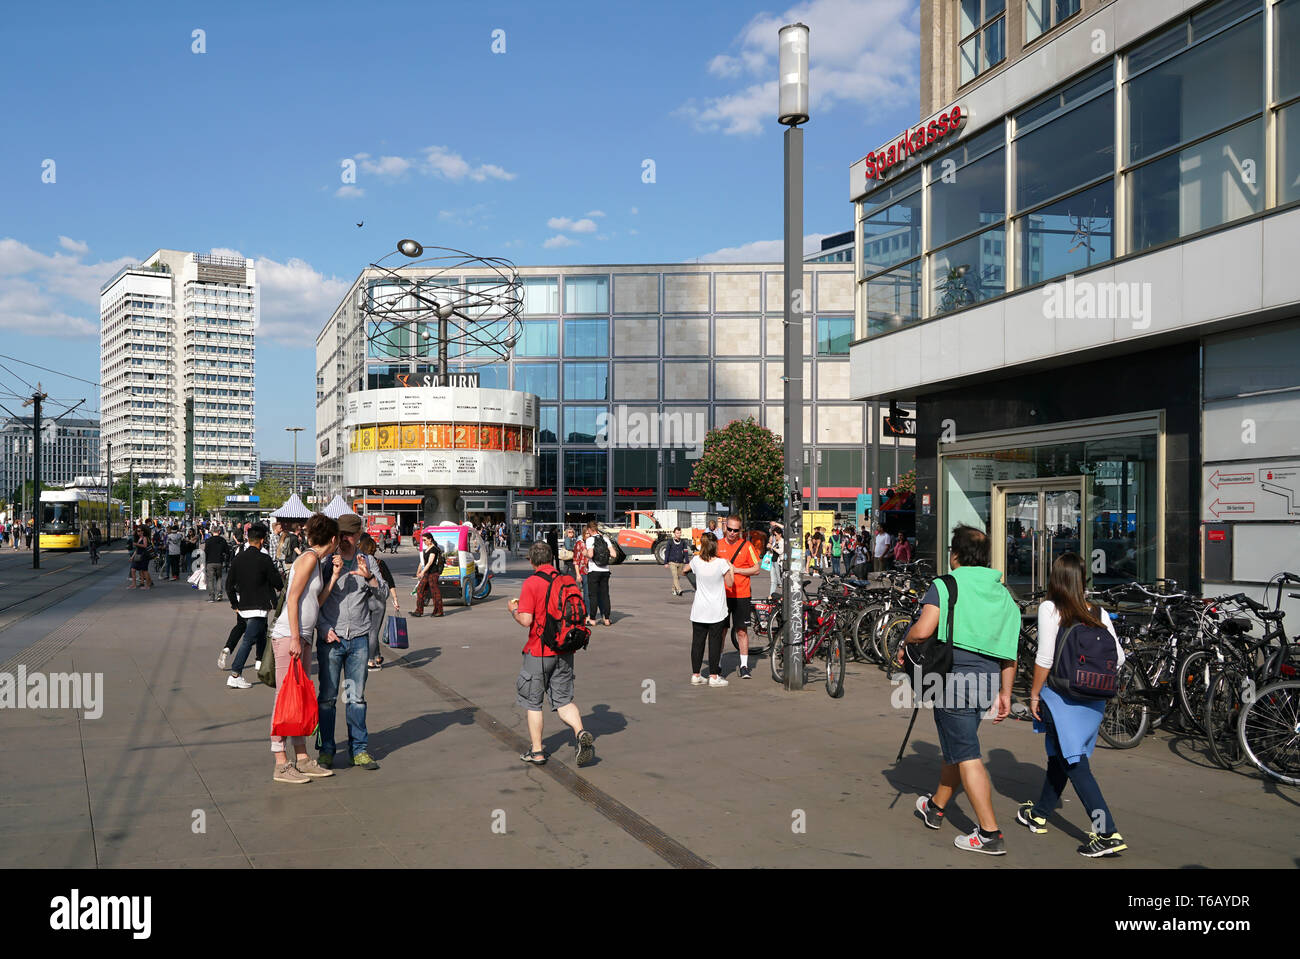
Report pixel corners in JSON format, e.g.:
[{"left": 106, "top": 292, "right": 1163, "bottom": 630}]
[{"left": 740, "top": 654, "right": 749, "bottom": 668}]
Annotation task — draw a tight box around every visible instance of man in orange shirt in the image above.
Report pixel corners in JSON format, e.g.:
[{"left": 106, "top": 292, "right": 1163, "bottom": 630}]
[{"left": 715, "top": 518, "right": 762, "bottom": 679}]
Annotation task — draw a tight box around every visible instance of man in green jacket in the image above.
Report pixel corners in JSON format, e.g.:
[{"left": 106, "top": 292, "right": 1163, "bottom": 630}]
[{"left": 900, "top": 524, "right": 1019, "bottom": 855}]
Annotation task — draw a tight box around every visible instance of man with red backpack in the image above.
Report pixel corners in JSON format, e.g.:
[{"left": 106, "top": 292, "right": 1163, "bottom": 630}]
[{"left": 508, "top": 542, "right": 597, "bottom": 767}]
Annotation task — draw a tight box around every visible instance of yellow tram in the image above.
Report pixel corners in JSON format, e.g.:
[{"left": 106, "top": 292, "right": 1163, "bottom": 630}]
[{"left": 38, "top": 489, "right": 123, "bottom": 550}]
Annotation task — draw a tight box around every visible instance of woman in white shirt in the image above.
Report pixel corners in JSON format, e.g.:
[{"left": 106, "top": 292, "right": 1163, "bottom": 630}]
[
  {"left": 689, "top": 533, "right": 735, "bottom": 687},
  {"left": 1017, "top": 552, "right": 1128, "bottom": 858},
  {"left": 583, "top": 521, "right": 615, "bottom": 627}
]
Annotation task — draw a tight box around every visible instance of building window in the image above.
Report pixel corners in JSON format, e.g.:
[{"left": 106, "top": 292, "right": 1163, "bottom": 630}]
[
  {"left": 819, "top": 449, "right": 863, "bottom": 488},
  {"left": 522, "top": 277, "right": 560, "bottom": 315},
  {"left": 464, "top": 362, "right": 509, "bottom": 390},
  {"left": 563, "top": 362, "right": 609, "bottom": 401},
  {"left": 1276, "top": 0, "right": 1300, "bottom": 205},
  {"left": 367, "top": 321, "right": 407, "bottom": 359},
  {"left": 564, "top": 318, "right": 609, "bottom": 357},
  {"left": 538, "top": 449, "right": 558, "bottom": 487},
  {"left": 564, "top": 406, "right": 607, "bottom": 443},
  {"left": 1015, "top": 178, "right": 1114, "bottom": 287},
  {"left": 959, "top": 0, "right": 1006, "bottom": 86},
  {"left": 516, "top": 363, "right": 558, "bottom": 400},
  {"left": 1025, "top": 0, "right": 1080, "bottom": 45},
  {"left": 518, "top": 320, "right": 558, "bottom": 357},
  {"left": 563, "top": 276, "right": 609, "bottom": 314},
  {"left": 564, "top": 450, "right": 607, "bottom": 488},
  {"left": 928, "top": 126, "right": 1006, "bottom": 314},
  {"left": 538, "top": 406, "right": 558, "bottom": 444},
  {"left": 817, "top": 317, "right": 853, "bottom": 354}
]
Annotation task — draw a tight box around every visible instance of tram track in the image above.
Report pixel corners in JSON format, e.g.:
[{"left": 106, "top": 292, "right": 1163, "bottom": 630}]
[{"left": 0, "top": 550, "right": 126, "bottom": 633}]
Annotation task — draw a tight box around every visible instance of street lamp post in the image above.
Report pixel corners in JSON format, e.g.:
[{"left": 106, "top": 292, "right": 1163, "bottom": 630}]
[
  {"left": 286, "top": 427, "right": 304, "bottom": 498},
  {"left": 778, "top": 22, "right": 809, "bottom": 691}
]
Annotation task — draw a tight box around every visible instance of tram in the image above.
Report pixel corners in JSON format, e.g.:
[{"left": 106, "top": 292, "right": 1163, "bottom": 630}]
[{"left": 38, "top": 489, "right": 123, "bottom": 550}]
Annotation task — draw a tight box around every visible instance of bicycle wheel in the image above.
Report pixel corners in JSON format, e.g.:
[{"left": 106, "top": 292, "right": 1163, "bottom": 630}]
[
  {"left": 1015, "top": 623, "right": 1038, "bottom": 693},
  {"left": 825, "top": 628, "right": 846, "bottom": 698},
  {"left": 1175, "top": 648, "right": 1216, "bottom": 735},
  {"left": 1203, "top": 665, "right": 1251, "bottom": 769},
  {"left": 1237, "top": 680, "right": 1300, "bottom": 786},
  {"left": 851, "top": 606, "right": 881, "bottom": 663},
  {"left": 1099, "top": 658, "right": 1151, "bottom": 749},
  {"left": 883, "top": 617, "right": 911, "bottom": 672},
  {"left": 770, "top": 625, "right": 786, "bottom": 683}
]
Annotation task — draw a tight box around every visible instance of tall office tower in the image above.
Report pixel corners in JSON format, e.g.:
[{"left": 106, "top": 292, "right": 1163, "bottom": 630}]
[{"left": 99, "top": 250, "right": 257, "bottom": 485}]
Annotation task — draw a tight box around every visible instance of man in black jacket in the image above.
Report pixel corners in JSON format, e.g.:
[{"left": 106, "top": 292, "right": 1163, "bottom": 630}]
[
  {"left": 204, "top": 528, "right": 231, "bottom": 602},
  {"left": 223, "top": 524, "right": 283, "bottom": 689}
]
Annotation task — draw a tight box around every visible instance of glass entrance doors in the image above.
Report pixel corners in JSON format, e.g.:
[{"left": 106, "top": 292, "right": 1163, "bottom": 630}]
[{"left": 992, "top": 477, "right": 1090, "bottom": 600}]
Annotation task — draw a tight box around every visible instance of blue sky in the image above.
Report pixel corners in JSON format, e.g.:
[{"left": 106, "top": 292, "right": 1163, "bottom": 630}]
[{"left": 0, "top": 0, "right": 919, "bottom": 461}]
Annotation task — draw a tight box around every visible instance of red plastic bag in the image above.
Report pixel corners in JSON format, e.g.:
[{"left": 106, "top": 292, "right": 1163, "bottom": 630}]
[{"left": 271, "top": 657, "right": 319, "bottom": 738}]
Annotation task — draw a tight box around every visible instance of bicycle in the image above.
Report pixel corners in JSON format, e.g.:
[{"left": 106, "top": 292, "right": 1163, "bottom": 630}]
[{"left": 769, "top": 578, "right": 846, "bottom": 698}]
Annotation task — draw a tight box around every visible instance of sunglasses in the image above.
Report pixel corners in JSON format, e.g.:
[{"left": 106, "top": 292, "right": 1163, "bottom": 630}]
[{"left": 725, "top": 527, "right": 742, "bottom": 533}]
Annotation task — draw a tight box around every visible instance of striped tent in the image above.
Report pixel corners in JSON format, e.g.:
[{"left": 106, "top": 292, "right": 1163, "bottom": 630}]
[
  {"left": 321, "top": 494, "right": 352, "bottom": 518},
  {"left": 270, "top": 493, "right": 312, "bottom": 519}
]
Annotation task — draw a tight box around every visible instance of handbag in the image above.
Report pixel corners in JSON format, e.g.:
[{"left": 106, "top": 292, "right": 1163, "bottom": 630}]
[
  {"left": 384, "top": 615, "right": 409, "bottom": 649},
  {"left": 906, "top": 574, "right": 958, "bottom": 682},
  {"left": 258, "top": 635, "right": 277, "bottom": 687},
  {"left": 271, "top": 657, "right": 318, "bottom": 737},
  {"left": 558, "top": 547, "right": 574, "bottom": 561}
]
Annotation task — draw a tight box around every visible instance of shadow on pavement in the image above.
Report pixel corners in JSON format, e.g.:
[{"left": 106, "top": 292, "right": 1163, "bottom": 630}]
[
  {"left": 395, "top": 646, "right": 443, "bottom": 670},
  {"left": 373, "top": 707, "right": 476, "bottom": 759}
]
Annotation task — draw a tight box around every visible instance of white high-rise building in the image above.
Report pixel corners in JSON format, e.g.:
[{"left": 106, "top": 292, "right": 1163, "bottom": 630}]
[{"left": 99, "top": 250, "right": 257, "bottom": 485}]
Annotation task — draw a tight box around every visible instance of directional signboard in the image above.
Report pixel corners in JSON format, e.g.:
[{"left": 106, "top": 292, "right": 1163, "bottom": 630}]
[{"left": 1201, "top": 462, "right": 1300, "bottom": 522}]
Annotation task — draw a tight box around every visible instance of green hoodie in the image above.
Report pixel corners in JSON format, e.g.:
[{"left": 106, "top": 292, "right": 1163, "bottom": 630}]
[{"left": 932, "top": 565, "right": 1020, "bottom": 662}]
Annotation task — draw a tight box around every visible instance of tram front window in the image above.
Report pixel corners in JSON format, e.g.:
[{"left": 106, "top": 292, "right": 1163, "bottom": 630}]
[{"left": 41, "top": 503, "right": 75, "bottom": 533}]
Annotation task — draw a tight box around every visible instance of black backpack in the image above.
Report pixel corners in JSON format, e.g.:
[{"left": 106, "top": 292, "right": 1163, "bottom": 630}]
[
  {"left": 590, "top": 535, "right": 611, "bottom": 567},
  {"left": 1049, "top": 621, "right": 1120, "bottom": 701}
]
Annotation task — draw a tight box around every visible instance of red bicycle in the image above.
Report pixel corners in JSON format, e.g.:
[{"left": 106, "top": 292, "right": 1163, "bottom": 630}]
[{"left": 769, "top": 579, "right": 846, "bottom": 697}]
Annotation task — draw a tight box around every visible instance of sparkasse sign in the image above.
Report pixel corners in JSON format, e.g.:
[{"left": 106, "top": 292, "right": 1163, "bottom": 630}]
[{"left": 864, "top": 105, "right": 966, "bottom": 182}]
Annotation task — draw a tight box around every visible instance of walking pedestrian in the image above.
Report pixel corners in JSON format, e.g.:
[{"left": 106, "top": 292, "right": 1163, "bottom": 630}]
[
  {"left": 829, "top": 526, "right": 843, "bottom": 577},
  {"left": 766, "top": 525, "right": 784, "bottom": 598},
  {"left": 267, "top": 512, "right": 339, "bottom": 784},
  {"left": 873, "top": 525, "right": 893, "bottom": 574},
  {"left": 314, "top": 512, "right": 387, "bottom": 771},
  {"left": 561, "top": 526, "right": 577, "bottom": 578},
  {"left": 411, "top": 531, "right": 445, "bottom": 617},
  {"left": 203, "top": 527, "right": 230, "bottom": 602},
  {"left": 509, "top": 542, "right": 596, "bottom": 767},
  {"left": 573, "top": 530, "right": 592, "bottom": 625},
  {"left": 88, "top": 523, "right": 102, "bottom": 565},
  {"left": 223, "top": 523, "right": 283, "bottom": 690},
  {"left": 359, "top": 534, "right": 399, "bottom": 670},
  {"left": 1017, "top": 553, "right": 1128, "bottom": 857},
  {"left": 901, "top": 525, "right": 1019, "bottom": 855},
  {"left": 688, "top": 533, "right": 734, "bottom": 687},
  {"left": 665, "top": 527, "right": 692, "bottom": 596},
  {"left": 716, "top": 517, "right": 762, "bottom": 677},
  {"left": 129, "top": 530, "right": 154, "bottom": 589},
  {"left": 582, "top": 521, "right": 614, "bottom": 627}
]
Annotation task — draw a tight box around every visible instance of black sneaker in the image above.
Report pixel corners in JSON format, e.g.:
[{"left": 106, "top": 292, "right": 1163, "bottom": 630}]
[
  {"left": 1078, "top": 832, "right": 1127, "bottom": 858},
  {"left": 575, "top": 730, "right": 595, "bottom": 767},
  {"left": 915, "top": 794, "right": 944, "bottom": 830},
  {"left": 739, "top": 666, "right": 752, "bottom": 679},
  {"left": 1016, "top": 802, "right": 1048, "bottom": 835}
]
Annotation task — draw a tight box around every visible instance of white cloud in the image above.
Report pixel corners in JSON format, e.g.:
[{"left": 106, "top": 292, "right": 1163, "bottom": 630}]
[
  {"left": 58, "top": 236, "right": 89, "bottom": 254},
  {"left": 422, "top": 146, "right": 516, "bottom": 182},
  {"left": 547, "top": 216, "right": 598, "bottom": 233},
  {"left": 335, "top": 185, "right": 365, "bottom": 199},
  {"left": 697, "top": 233, "right": 829, "bottom": 263},
  {"left": 359, "top": 155, "right": 412, "bottom": 178},
  {"left": 681, "top": 0, "right": 919, "bottom": 136},
  {"left": 249, "top": 254, "right": 350, "bottom": 345},
  {"left": 0, "top": 238, "right": 135, "bottom": 337},
  {"left": 543, "top": 235, "right": 578, "bottom": 249},
  {"left": 584, "top": 209, "right": 606, "bottom": 218}
]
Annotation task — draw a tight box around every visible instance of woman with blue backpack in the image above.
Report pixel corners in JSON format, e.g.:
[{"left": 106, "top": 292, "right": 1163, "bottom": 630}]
[{"left": 1018, "top": 552, "right": 1128, "bottom": 858}]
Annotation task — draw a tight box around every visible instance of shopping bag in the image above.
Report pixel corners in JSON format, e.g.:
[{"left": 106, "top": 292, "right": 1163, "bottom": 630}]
[
  {"left": 384, "top": 615, "right": 409, "bottom": 649},
  {"left": 258, "top": 635, "right": 276, "bottom": 688},
  {"left": 270, "top": 658, "right": 318, "bottom": 737}
]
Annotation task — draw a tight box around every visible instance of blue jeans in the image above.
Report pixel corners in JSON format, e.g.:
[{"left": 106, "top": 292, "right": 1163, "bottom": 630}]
[
  {"left": 316, "top": 635, "right": 369, "bottom": 757},
  {"left": 830, "top": 555, "right": 840, "bottom": 576},
  {"left": 1033, "top": 703, "right": 1117, "bottom": 834},
  {"left": 230, "top": 616, "right": 267, "bottom": 674}
]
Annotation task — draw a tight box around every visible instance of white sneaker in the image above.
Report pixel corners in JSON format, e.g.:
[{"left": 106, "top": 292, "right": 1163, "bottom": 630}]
[
  {"left": 690, "top": 674, "right": 707, "bottom": 685},
  {"left": 226, "top": 675, "right": 253, "bottom": 689},
  {"left": 708, "top": 674, "right": 729, "bottom": 687},
  {"left": 217, "top": 648, "right": 229, "bottom": 670}
]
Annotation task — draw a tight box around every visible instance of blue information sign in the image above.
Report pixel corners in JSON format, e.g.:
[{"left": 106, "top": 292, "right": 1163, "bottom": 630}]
[{"left": 167, "top": 500, "right": 186, "bottom": 513}]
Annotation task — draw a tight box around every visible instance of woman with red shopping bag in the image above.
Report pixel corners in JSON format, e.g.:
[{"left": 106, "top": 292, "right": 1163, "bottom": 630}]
[{"left": 266, "top": 513, "right": 339, "bottom": 784}]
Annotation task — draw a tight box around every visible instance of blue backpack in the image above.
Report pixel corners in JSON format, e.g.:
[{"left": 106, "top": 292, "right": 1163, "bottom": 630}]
[{"left": 1049, "top": 622, "right": 1119, "bottom": 701}]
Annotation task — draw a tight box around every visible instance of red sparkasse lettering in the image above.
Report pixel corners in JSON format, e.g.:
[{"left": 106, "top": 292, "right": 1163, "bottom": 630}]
[{"left": 863, "top": 103, "right": 966, "bottom": 182}]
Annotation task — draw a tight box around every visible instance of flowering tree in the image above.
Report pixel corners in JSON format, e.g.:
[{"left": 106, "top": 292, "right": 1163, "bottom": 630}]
[
  {"left": 896, "top": 468, "right": 916, "bottom": 494},
  {"left": 690, "top": 417, "right": 783, "bottom": 526}
]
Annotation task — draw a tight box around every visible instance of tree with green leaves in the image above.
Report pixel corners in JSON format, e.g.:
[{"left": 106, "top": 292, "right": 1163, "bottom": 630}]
[
  {"left": 252, "top": 476, "right": 287, "bottom": 511},
  {"left": 690, "top": 417, "right": 784, "bottom": 527},
  {"left": 197, "top": 474, "right": 232, "bottom": 516}
]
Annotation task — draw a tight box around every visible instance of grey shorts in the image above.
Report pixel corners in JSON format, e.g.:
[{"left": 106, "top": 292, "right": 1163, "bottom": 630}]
[{"left": 516, "top": 653, "right": 575, "bottom": 711}]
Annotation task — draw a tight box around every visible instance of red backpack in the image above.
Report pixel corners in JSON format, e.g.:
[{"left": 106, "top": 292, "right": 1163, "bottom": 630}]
[{"left": 533, "top": 570, "right": 591, "bottom": 655}]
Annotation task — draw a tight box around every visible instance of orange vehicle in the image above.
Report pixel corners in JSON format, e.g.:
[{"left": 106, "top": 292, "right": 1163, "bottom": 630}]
[{"left": 602, "top": 510, "right": 747, "bottom": 564}]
